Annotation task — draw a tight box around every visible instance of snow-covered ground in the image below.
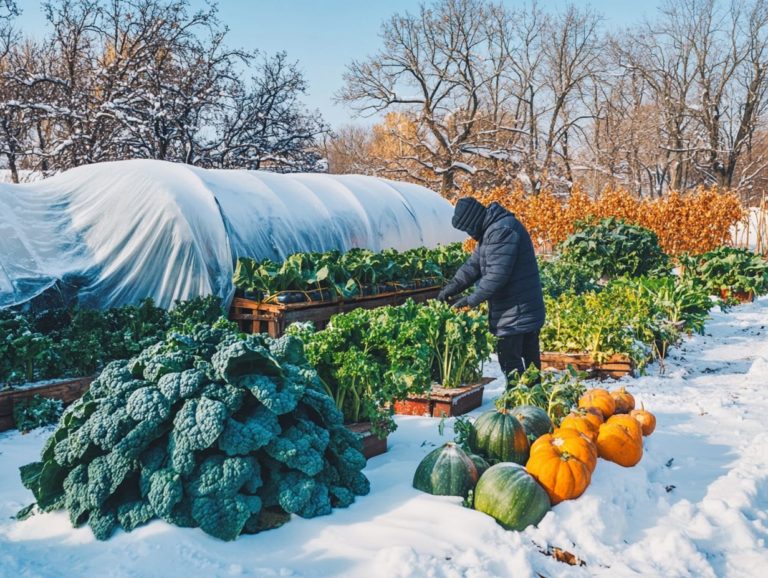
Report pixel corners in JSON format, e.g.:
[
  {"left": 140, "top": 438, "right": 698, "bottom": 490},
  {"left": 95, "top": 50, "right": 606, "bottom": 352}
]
[{"left": 1, "top": 299, "right": 767, "bottom": 578}]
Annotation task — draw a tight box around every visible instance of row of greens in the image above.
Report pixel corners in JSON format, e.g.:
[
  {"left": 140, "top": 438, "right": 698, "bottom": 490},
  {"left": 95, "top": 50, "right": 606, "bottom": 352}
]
[
  {"left": 680, "top": 246, "right": 768, "bottom": 297},
  {"left": 1, "top": 297, "right": 224, "bottom": 386},
  {"left": 18, "top": 322, "right": 369, "bottom": 541},
  {"left": 540, "top": 277, "right": 712, "bottom": 366},
  {"left": 288, "top": 300, "right": 495, "bottom": 436},
  {"left": 6, "top": 297, "right": 494, "bottom": 441},
  {"left": 233, "top": 243, "right": 467, "bottom": 304},
  {"left": 535, "top": 219, "right": 766, "bottom": 367},
  {"left": 545, "top": 218, "right": 767, "bottom": 298},
  {"left": 6, "top": 221, "right": 763, "bottom": 392}
]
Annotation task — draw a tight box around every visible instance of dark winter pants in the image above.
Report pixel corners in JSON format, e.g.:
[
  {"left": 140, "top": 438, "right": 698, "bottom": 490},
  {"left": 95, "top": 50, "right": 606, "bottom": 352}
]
[{"left": 497, "top": 331, "right": 541, "bottom": 384}]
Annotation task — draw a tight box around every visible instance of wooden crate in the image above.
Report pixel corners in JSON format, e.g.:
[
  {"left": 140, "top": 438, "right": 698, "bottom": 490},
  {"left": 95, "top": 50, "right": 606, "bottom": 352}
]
[
  {"left": 393, "top": 377, "right": 494, "bottom": 418},
  {"left": 0, "top": 375, "right": 94, "bottom": 432},
  {"left": 540, "top": 352, "right": 634, "bottom": 380},
  {"left": 230, "top": 286, "right": 442, "bottom": 337},
  {"left": 345, "top": 422, "right": 388, "bottom": 460}
]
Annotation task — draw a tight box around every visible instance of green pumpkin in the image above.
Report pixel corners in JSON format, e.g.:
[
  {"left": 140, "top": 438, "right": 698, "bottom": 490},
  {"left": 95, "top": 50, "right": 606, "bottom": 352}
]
[
  {"left": 474, "top": 463, "right": 551, "bottom": 531},
  {"left": 412, "top": 442, "right": 479, "bottom": 497},
  {"left": 467, "top": 453, "right": 491, "bottom": 477},
  {"left": 468, "top": 409, "right": 530, "bottom": 464},
  {"left": 510, "top": 405, "right": 553, "bottom": 443}
]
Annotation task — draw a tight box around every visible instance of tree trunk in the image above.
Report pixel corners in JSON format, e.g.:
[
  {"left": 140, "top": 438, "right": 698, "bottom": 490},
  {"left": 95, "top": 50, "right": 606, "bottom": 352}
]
[
  {"left": 6, "top": 153, "right": 19, "bottom": 183},
  {"left": 719, "top": 156, "right": 736, "bottom": 189},
  {"left": 440, "top": 169, "right": 455, "bottom": 195},
  {"left": 36, "top": 122, "right": 49, "bottom": 173}
]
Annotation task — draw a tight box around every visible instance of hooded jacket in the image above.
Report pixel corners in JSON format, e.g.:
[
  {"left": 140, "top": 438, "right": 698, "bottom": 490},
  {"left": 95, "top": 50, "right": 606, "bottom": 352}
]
[{"left": 443, "top": 201, "right": 545, "bottom": 336}]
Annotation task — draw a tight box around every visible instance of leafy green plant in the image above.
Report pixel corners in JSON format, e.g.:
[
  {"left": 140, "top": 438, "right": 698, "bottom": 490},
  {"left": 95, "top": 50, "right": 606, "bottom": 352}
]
[
  {"left": 18, "top": 324, "right": 369, "bottom": 541},
  {"left": 452, "top": 416, "right": 475, "bottom": 452},
  {"left": 541, "top": 289, "right": 645, "bottom": 365},
  {"left": 613, "top": 276, "right": 712, "bottom": 335},
  {"left": 540, "top": 281, "right": 676, "bottom": 366},
  {"left": 608, "top": 282, "right": 679, "bottom": 358},
  {"left": 538, "top": 257, "right": 600, "bottom": 298},
  {"left": 289, "top": 300, "right": 494, "bottom": 436},
  {"left": 681, "top": 246, "right": 768, "bottom": 296},
  {"left": 288, "top": 306, "right": 428, "bottom": 436},
  {"left": 540, "top": 272, "right": 712, "bottom": 365},
  {"left": 559, "top": 218, "right": 670, "bottom": 280},
  {"left": 13, "top": 395, "right": 64, "bottom": 433},
  {"left": 0, "top": 310, "right": 56, "bottom": 384},
  {"left": 168, "top": 296, "right": 226, "bottom": 330},
  {"left": 233, "top": 243, "right": 467, "bottom": 303},
  {"left": 495, "top": 365, "right": 587, "bottom": 423},
  {"left": 417, "top": 301, "right": 495, "bottom": 387},
  {"left": 1, "top": 297, "right": 233, "bottom": 386}
]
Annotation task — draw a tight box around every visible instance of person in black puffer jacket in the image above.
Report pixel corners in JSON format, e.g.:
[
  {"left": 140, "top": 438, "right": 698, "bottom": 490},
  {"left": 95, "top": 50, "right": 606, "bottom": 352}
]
[{"left": 437, "top": 197, "right": 545, "bottom": 384}]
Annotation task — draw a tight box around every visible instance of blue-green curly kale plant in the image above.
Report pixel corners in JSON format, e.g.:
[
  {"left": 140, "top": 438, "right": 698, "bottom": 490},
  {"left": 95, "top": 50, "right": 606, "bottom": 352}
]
[{"left": 18, "top": 322, "right": 369, "bottom": 541}]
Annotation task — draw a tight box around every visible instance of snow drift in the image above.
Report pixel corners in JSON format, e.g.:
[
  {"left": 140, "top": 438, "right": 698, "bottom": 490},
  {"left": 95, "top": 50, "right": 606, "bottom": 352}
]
[{"left": 0, "top": 160, "right": 464, "bottom": 309}]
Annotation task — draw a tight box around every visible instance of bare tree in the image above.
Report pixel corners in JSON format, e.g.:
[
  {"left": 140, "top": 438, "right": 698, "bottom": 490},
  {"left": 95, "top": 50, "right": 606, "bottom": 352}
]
[
  {"left": 325, "top": 125, "right": 375, "bottom": 175},
  {"left": 339, "top": 0, "right": 513, "bottom": 193},
  {"left": 201, "top": 51, "right": 330, "bottom": 172},
  {"left": 0, "top": 2, "right": 20, "bottom": 181},
  {"left": 0, "top": 0, "right": 16, "bottom": 45},
  {"left": 339, "top": 0, "right": 603, "bottom": 194},
  {"left": 591, "top": 0, "right": 768, "bottom": 196},
  {"left": 500, "top": 2, "right": 546, "bottom": 190},
  {"left": 538, "top": 6, "right": 603, "bottom": 188},
  {"left": 0, "top": 42, "right": 39, "bottom": 183},
  {"left": 0, "top": 0, "right": 329, "bottom": 177},
  {"left": 688, "top": 0, "right": 768, "bottom": 189}
]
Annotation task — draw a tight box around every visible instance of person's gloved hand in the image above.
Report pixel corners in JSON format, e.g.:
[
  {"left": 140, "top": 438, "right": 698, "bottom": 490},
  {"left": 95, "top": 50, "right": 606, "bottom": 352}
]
[
  {"left": 451, "top": 296, "right": 469, "bottom": 309},
  {"left": 436, "top": 288, "right": 451, "bottom": 302}
]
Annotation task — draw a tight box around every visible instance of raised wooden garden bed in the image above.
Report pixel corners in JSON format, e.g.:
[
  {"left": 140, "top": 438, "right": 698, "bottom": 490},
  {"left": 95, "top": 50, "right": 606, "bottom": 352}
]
[
  {"left": 0, "top": 375, "right": 94, "bottom": 432},
  {"left": 393, "top": 377, "right": 494, "bottom": 418},
  {"left": 719, "top": 288, "right": 755, "bottom": 303},
  {"left": 540, "top": 352, "right": 635, "bottom": 380},
  {"left": 230, "top": 286, "right": 442, "bottom": 337},
  {"left": 345, "top": 421, "right": 388, "bottom": 460}
]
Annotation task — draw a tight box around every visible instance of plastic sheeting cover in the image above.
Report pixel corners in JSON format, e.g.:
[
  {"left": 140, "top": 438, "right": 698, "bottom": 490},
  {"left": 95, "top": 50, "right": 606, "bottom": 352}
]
[{"left": 0, "top": 159, "right": 465, "bottom": 309}]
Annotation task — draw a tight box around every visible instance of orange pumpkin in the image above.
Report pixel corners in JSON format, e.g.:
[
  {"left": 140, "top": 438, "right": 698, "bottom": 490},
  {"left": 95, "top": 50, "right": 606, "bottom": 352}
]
[
  {"left": 530, "top": 428, "right": 598, "bottom": 473},
  {"left": 581, "top": 407, "right": 605, "bottom": 427},
  {"left": 526, "top": 435, "right": 592, "bottom": 504},
  {"left": 630, "top": 405, "right": 657, "bottom": 436},
  {"left": 610, "top": 387, "right": 635, "bottom": 414},
  {"left": 596, "top": 422, "right": 643, "bottom": 467},
  {"left": 558, "top": 414, "right": 599, "bottom": 443},
  {"left": 578, "top": 389, "right": 616, "bottom": 419},
  {"left": 606, "top": 414, "right": 643, "bottom": 440}
]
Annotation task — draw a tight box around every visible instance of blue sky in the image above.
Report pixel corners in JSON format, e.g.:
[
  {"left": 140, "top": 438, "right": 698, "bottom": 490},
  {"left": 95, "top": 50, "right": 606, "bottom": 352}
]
[{"left": 14, "top": 0, "right": 660, "bottom": 129}]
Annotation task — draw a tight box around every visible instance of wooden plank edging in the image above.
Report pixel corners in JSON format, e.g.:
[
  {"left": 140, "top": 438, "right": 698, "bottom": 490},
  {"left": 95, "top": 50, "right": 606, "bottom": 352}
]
[
  {"left": 540, "top": 351, "right": 635, "bottom": 378},
  {"left": 345, "top": 421, "right": 388, "bottom": 460},
  {"left": 0, "top": 376, "right": 94, "bottom": 433}
]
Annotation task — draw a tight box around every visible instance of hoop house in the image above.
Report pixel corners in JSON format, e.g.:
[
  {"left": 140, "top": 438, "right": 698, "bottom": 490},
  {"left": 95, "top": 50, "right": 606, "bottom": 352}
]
[{"left": 0, "top": 160, "right": 464, "bottom": 309}]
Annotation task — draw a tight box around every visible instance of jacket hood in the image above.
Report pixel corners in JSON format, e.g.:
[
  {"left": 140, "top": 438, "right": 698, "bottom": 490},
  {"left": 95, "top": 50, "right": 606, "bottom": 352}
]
[{"left": 452, "top": 197, "right": 487, "bottom": 240}]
